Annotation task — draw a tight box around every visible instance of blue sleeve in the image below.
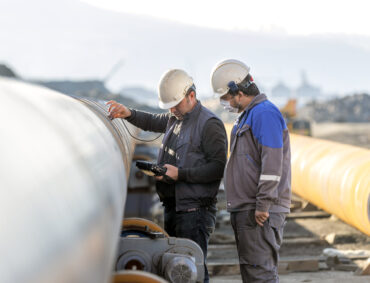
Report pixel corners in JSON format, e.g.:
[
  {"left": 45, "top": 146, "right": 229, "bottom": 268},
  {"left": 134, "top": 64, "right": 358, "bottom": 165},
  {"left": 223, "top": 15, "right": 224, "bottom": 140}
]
[{"left": 251, "top": 110, "right": 284, "bottom": 148}]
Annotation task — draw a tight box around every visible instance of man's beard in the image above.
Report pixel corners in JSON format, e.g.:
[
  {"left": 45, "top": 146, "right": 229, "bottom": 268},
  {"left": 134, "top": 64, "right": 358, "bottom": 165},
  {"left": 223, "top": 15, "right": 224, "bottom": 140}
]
[{"left": 171, "top": 110, "right": 184, "bottom": 120}]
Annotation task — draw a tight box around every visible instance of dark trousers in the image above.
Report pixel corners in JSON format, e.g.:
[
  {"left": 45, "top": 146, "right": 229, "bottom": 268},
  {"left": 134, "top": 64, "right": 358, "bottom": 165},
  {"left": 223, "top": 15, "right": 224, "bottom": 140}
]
[
  {"left": 164, "top": 206, "right": 177, "bottom": 237},
  {"left": 164, "top": 206, "right": 216, "bottom": 283},
  {"left": 231, "top": 210, "right": 286, "bottom": 283}
]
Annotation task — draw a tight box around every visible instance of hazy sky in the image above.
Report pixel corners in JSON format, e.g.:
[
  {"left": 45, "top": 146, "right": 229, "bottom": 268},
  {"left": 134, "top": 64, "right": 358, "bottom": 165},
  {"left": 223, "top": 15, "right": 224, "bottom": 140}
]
[
  {"left": 1, "top": 0, "right": 370, "bottom": 97},
  {"left": 82, "top": 0, "right": 370, "bottom": 36}
]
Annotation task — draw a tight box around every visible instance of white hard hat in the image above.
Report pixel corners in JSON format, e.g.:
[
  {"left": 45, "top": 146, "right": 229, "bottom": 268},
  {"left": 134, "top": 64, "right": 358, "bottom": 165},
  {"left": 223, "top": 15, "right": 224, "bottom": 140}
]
[
  {"left": 210, "top": 59, "right": 250, "bottom": 97},
  {"left": 158, "top": 69, "right": 194, "bottom": 109}
]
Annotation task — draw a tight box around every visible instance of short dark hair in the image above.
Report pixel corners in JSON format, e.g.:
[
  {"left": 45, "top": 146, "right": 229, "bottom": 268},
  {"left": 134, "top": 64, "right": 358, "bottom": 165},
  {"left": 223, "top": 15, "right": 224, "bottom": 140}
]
[
  {"left": 239, "top": 74, "right": 260, "bottom": 96},
  {"left": 185, "top": 84, "right": 196, "bottom": 97}
]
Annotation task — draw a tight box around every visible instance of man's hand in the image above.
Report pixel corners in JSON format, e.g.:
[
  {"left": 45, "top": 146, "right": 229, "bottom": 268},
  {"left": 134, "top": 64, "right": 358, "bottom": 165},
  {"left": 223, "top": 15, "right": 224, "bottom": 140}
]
[
  {"left": 106, "top": 100, "right": 131, "bottom": 119},
  {"left": 163, "top": 164, "right": 178, "bottom": 181},
  {"left": 255, "top": 210, "right": 269, "bottom": 227},
  {"left": 155, "top": 164, "right": 178, "bottom": 182}
]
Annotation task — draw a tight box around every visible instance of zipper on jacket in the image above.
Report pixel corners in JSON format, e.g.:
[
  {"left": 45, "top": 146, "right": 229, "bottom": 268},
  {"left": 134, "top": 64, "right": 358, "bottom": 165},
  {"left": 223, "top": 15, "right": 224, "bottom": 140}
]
[{"left": 245, "top": 153, "right": 259, "bottom": 168}]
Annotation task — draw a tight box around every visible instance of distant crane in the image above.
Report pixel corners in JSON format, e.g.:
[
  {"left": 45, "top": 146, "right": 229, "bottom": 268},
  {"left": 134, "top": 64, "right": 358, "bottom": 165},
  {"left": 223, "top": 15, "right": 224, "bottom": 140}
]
[{"left": 104, "top": 59, "right": 125, "bottom": 85}]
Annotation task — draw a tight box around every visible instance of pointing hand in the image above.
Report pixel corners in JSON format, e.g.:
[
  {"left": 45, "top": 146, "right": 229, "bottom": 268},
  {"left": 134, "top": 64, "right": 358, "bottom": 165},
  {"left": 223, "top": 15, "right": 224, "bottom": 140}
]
[{"left": 106, "top": 100, "right": 131, "bottom": 119}]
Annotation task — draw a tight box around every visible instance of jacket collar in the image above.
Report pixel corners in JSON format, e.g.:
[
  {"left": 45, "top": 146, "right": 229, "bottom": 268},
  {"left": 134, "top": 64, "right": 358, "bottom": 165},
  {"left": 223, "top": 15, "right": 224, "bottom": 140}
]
[
  {"left": 244, "top": 93, "right": 267, "bottom": 112},
  {"left": 234, "top": 93, "right": 267, "bottom": 130},
  {"left": 183, "top": 100, "right": 201, "bottom": 121}
]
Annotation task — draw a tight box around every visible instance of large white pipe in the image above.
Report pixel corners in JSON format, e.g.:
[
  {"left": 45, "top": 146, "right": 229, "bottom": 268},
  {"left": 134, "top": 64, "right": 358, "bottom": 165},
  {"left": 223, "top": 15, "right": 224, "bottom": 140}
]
[{"left": 0, "top": 78, "right": 134, "bottom": 283}]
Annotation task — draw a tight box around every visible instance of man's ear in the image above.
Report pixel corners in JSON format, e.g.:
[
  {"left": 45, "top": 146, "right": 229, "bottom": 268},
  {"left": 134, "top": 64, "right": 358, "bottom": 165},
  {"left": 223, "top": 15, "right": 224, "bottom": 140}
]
[{"left": 189, "top": 91, "right": 196, "bottom": 99}]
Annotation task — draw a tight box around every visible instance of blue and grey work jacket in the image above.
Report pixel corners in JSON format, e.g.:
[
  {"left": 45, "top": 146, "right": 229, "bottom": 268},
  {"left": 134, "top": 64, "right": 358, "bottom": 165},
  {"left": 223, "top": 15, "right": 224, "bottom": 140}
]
[{"left": 225, "top": 93, "right": 291, "bottom": 213}]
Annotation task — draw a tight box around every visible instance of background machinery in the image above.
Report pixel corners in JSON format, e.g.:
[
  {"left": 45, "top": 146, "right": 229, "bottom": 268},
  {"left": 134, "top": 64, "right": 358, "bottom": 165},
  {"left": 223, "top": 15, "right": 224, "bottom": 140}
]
[
  {"left": 280, "top": 99, "right": 312, "bottom": 136},
  {"left": 125, "top": 142, "right": 163, "bottom": 222}
]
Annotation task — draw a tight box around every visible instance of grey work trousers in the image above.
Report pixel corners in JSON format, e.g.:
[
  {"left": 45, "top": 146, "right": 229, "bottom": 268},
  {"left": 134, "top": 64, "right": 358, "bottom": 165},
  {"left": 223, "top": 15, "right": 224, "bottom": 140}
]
[{"left": 230, "top": 210, "right": 286, "bottom": 283}]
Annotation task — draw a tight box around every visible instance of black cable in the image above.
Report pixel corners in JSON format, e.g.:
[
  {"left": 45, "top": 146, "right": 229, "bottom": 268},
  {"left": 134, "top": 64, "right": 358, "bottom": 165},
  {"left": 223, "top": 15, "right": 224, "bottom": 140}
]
[{"left": 120, "top": 118, "right": 163, "bottom": 142}]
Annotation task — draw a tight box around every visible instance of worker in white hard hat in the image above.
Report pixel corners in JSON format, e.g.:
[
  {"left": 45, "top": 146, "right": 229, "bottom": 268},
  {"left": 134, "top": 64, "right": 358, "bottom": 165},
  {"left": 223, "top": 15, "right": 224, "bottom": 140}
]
[
  {"left": 107, "top": 69, "right": 227, "bottom": 283},
  {"left": 211, "top": 59, "right": 292, "bottom": 283}
]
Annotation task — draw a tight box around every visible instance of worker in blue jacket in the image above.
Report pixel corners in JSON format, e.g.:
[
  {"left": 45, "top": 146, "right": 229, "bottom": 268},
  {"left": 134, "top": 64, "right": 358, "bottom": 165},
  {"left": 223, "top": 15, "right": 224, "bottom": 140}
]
[{"left": 211, "top": 59, "right": 292, "bottom": 283}]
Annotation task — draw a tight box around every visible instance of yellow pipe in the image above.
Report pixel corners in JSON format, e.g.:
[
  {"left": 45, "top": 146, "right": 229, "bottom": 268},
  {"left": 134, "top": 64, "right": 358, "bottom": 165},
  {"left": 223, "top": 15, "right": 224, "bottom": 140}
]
[
  {"left": 112, "top": 270, "right": 167, "bottom": 283},
  {"left": 224, "top": 123, "right": 370, "bottom": 235},
  {"left": 122, "top": 218, "right": 169, "bottom": 237},
  {"left": 290, "top": 134, "right": 370, "bottom": 236}
]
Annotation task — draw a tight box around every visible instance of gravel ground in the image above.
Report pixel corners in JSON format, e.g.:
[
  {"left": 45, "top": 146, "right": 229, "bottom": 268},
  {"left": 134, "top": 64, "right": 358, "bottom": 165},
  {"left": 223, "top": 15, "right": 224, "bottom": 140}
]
[
  {"left": 211, "top": 271, "right": 369, "bottom": 283},
  {"left": 209, "top": 197, "right": 370, "bottom": 282}
]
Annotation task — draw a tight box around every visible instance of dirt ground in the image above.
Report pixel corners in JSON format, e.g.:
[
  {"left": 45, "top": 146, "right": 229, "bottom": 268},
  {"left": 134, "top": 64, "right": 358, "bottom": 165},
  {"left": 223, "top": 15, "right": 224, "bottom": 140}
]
[
  {"left": 209, "top": 210, "right": 370, "bottom": 282},
  {"left": 211, "top": 271, "right": 369, "bottom": 283}
]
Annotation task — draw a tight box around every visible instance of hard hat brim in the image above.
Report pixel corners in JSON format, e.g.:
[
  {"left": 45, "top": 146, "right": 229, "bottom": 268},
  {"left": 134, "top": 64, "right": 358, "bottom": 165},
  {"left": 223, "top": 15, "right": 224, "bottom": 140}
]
[
  {"left": 213, "top": 89, "right": 229, "bottom": 98},
  {"left": 158, "top": 97, "right": 183, "bottom": 109}
]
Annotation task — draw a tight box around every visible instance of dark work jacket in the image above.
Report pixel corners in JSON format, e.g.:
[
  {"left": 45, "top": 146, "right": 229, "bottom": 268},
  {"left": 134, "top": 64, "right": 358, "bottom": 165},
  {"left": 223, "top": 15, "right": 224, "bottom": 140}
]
[
  {"left": 126, "top": 101, "right": 226, "bottom": 212},
  {"left": 157, "top": 102, "right": 224, "bottom": 211}
]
